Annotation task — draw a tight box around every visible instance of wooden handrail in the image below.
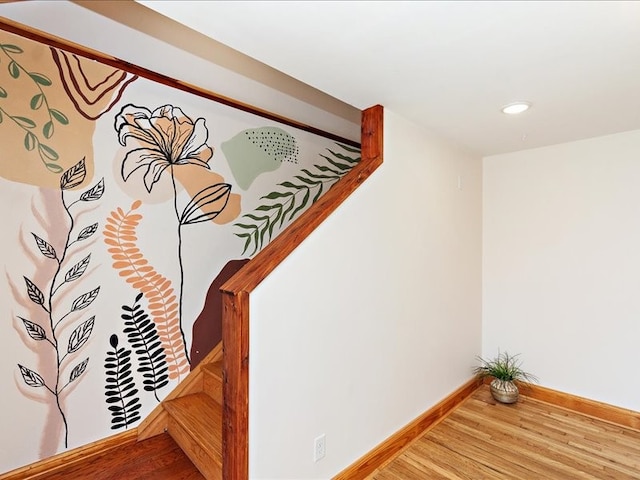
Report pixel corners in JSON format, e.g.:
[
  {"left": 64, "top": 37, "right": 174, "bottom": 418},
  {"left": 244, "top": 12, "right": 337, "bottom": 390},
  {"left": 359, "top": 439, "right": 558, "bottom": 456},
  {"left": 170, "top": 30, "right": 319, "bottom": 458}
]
[{"left": 220, "top": 105, "right": 384, "bottom": 479}]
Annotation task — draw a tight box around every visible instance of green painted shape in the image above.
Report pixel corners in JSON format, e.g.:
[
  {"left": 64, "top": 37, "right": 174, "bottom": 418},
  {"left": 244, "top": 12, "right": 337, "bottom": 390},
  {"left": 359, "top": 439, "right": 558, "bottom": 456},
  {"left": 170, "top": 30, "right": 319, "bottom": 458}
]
[{"left": 222, "top": 127, "right": 298, "bottom": 190}]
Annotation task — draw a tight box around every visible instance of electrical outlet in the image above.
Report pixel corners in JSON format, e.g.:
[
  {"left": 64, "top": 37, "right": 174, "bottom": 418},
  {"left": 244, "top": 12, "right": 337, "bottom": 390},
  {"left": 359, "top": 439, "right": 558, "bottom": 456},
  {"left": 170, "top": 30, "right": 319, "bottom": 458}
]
[{"left": 314, "top": 434, "right": 326, "bottom": 462}]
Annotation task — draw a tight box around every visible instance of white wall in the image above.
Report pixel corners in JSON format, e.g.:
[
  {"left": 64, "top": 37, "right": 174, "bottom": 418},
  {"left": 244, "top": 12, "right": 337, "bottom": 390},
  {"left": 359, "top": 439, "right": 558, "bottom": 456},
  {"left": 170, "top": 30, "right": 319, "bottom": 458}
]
[
  {"left": 249, "top": 109, "right": 483, "bottom": 479},
  {"left": 483, "top": 129, "right": 640, "bottom": 411}
]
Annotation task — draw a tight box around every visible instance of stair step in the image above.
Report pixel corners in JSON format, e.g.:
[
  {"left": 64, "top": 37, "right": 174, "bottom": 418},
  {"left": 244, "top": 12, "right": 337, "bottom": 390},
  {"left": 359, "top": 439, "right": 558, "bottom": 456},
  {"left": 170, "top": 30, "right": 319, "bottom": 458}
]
[
  {"left": 203, "top": 361, "right": 223, "bottom": 404},
  {"left": 164, "top": 393, "right": 223, "bottom": 480}
]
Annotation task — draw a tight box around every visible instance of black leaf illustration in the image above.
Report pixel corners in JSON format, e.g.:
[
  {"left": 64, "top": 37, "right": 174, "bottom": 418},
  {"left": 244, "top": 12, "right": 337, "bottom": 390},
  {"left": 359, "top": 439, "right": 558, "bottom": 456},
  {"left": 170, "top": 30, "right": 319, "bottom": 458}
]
[
  {"left": 19, "top": 316, "right": 47, "bottom": 341},
  {"left": 105, "top": 334, "right": 142, "bottom": 430},
  {"left": 18, "top": 364, "right": 46, "bottom": 388},
  {"left": 122, "top": 293, "right": 168, "bottom": 399},
  {"left": 68, "top": 316, "right": 95, "bottom": 353},
  {"left": 65, "top": 254, "right": 90, "bottom": 283},
  {"left": 76, "top": 223, "right": 98, "bottom": 242},
  {"left": 31, "top": 233, "right": 57, "bottom": 259},
  {"left": 60, "top": 158, "right": 86, "bottom": 190},
  {"left": 180, "top": 183, "right": 231, "bottom": 225},
  {"left": 80, "top": 178, "right": 105, "bottom": 202},
  {"left": 69, "top": 358, "right": 89, "bottom": 383},
  {"left": 71, "top": 286, "right": 100, "bottom": 311},
  {"left": 23, "top": 276, "right": 44, "bottom": 305}
]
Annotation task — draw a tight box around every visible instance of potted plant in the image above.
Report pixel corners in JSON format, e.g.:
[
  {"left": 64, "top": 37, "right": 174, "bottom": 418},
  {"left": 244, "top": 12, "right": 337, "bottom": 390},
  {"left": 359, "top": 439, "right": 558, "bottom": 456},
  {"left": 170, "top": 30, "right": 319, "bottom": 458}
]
[{"left": 473, "top": 351, "right": 538, "bottom": 404}]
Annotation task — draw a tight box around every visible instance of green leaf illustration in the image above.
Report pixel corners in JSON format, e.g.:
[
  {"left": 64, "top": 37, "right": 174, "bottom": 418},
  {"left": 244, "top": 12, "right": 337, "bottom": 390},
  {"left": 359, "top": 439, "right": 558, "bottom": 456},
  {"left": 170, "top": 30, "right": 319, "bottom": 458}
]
[
  {"left": 30, "top": 93, "right": 44, "bottom": 110},
  {"left": 39, "top": 144, "right": 59, "bottom": 162},
  {"left": 29, "top": 72, "right": 52, "bottom": 86},
  {"left": 46, "top": 163, "right": 63, "bottom": 173},
  {"left": 0, "top": 44, "right": 23, "bottom": 54},
  {"left": 8, "top": 60, "right": 19, "bottom": 78},
  {"left": 13, "top": 116, "right": 35, "bottom": 128},
  {"left": 0, "top": 86, "right": 7, "bottom": 98},
  {"left": 24, "top": 132, "right": 36, "bottom": 151},
  {"left": 50, "top": 109, "right": 69, "bottom": 125},
  {"left": 234, "top": 143, "right": 361, "bottom": 256},
  {"left": 43, "top": 121, "right": 54, "bottom": 139}
]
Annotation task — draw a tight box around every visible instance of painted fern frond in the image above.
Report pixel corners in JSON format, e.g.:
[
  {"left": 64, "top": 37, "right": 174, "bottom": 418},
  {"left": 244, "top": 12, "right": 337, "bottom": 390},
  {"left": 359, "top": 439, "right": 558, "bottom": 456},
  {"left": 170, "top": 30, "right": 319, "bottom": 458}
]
[
  {"left": 103, "top": 201, "right": 189, "bottom": 380},
  {"left": 104, "top": 334, "right": 142, "bottom": 430},
  {"left": 122, "top": 292, "right": 168, "bottom": 402},
  {"left": 234, "top": 143, "right": 360, "bottom": 256}
]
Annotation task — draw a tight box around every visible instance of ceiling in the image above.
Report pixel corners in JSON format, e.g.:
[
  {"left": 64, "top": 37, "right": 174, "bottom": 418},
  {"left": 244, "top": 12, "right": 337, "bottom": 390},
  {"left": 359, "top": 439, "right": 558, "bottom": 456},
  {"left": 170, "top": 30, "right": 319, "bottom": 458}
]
[{"left": 136, "top": 0, "right": 640, "bottom": 156}]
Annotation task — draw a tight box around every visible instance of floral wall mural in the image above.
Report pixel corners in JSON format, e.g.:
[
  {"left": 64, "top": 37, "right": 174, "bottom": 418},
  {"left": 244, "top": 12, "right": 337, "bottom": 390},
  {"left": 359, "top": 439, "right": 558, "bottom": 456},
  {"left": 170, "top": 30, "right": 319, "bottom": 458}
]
[{"left": 0, "top": 26, "right": 360, "bottom": 473}]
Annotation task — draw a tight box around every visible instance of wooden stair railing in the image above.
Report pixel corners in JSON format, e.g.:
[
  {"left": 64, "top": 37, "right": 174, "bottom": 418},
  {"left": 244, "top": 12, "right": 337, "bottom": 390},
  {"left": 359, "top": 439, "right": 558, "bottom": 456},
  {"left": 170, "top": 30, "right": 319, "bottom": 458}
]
[{"left": 220, "top": 105, "right": 384, "bottom": 480}]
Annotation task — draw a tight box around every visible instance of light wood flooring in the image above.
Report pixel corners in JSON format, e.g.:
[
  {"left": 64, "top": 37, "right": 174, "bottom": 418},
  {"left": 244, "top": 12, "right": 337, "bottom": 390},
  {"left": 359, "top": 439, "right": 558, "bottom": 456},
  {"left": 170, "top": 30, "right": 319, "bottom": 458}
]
[{"left": 369, "top": 386, "right": 640, "bottom": 479}]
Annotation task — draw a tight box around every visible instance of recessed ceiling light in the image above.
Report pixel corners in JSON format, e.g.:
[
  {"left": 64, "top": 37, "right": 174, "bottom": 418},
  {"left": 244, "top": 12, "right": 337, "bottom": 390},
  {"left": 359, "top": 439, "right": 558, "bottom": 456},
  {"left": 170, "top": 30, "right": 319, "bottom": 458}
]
[{"left": 501, "top": 102, "right": 531, "bottom": 115}]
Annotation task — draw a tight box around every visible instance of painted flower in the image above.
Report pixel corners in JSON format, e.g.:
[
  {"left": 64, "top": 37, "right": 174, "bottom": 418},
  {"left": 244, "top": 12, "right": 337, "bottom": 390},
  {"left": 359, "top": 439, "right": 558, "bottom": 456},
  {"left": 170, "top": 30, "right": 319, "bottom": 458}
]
[{"left": 115, "top": 104, "right": 213, "bottom": 192}]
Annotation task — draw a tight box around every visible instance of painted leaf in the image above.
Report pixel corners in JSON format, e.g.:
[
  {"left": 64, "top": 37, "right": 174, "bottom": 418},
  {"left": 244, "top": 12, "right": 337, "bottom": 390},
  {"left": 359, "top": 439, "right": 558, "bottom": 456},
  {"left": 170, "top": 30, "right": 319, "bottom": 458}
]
[
  {"left": 23, "top": 276, "right": 44, "bottom": 305},
  {"left": 29, "top": 72, "right": 52, "bottom": 86},
  {"left": 31, "top": 233, "right": 56, "bottom": 259},
  {"left": 8, "top": 60, "right": 19, "bottom": 78},
  {"left": 121, "top": 294, "right": 169, "bottom": 394},
  {"left": 39, "top": 144, "right": 59, "bottom": 161},
  {"left": 43, "top": 121, "right": 54, "bottom": 139},
  {"left": 60, "top": 158, "right": 86, "bottom": 190},
  {"left": 80, "top": 178, "right": 105, "bottom": 202},
  {"left": 0, "top": 44, "right": 23, "bottom": 53},
  {"left": 50, "top": 109, "right": 69, "bottom": 125},
  {"left": 65, "top": 254, "right": 91, "bottom": 282},
  {"left": 13, "top": 116, "right": 35, "bottom": 128},
  {"left": 105, "top": 334, "right": 142, "bottom": 430},
  {"left": 24, "top": 132, "right": 36, "bottom": 151},
  {"left": 180, "top": 183, "right": 231, "bottom": 225},
  {"left": 30, "top": 93, "right": 43, "bottom": 110},
  {"left": 68, "top": 316, "right": 95, "bottom": 353},
  {"left": 0, "top": 87, "right": 6, "bottom": 98},
  {"left": 69, "top": 358, "right": 89, "bottom": 382},
  {"left": 46, "top": 163, "right": 63, "bottom": 173},
  {"left": 77, "top": 223, "right": 98, "bottom": 241},
  {"left": 19, "top": 317, "right": 46, "bottom": 341},
  {"left": 18, "top": 364, "right": 45, "bottom": 388},
  {"left": 71, "top": 287, "right": 100, "bottom": 311}
]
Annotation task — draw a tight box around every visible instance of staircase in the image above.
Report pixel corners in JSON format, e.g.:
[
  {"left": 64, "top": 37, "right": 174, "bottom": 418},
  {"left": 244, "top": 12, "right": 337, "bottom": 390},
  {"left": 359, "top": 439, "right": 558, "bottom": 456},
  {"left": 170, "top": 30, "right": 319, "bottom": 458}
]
[
  {"left": 163, "top": 363, "right": 224, "bottom": 479},
  {"left": 137, "top": 346, "right": 225, "bottom": 480}
]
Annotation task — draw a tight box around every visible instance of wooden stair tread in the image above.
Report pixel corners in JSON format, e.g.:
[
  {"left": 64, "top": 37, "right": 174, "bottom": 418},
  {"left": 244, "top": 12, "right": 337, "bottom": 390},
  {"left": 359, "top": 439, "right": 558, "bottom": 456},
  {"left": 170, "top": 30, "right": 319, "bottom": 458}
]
[
  {"left": 202, "top": 360, "right": 223, "bottom": 381},
  {"left": 164, "top": 393, "right": 223, "bottom": 465}
]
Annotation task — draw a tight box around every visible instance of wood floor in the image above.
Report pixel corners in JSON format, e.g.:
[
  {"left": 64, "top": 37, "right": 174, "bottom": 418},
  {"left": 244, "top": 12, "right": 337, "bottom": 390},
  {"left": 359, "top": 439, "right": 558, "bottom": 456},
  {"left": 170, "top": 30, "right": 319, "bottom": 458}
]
[
  {"left": 369, "top": 386, "right": 640, "bottom": 479},
  {"left": 34, "top": 434, "right": 204, "bottom": 480}
]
